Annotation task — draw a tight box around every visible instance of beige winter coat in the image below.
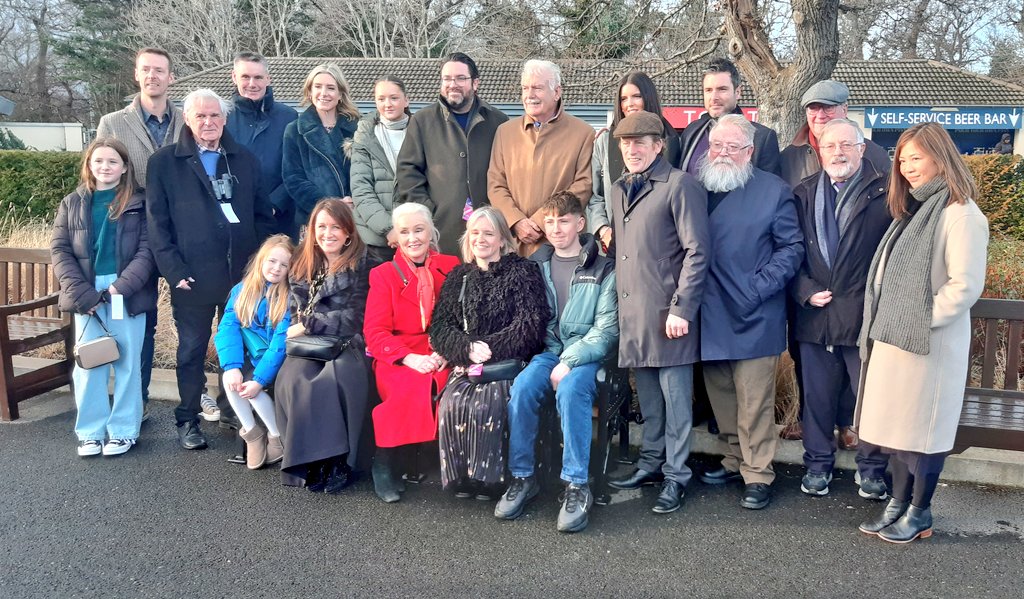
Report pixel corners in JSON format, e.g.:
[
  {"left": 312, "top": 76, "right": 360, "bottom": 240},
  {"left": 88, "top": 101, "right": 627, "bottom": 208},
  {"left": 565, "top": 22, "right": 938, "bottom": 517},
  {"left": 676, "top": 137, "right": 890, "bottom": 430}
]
[{"left": 856, "top": 199, "right": 989, "bottom": 454}]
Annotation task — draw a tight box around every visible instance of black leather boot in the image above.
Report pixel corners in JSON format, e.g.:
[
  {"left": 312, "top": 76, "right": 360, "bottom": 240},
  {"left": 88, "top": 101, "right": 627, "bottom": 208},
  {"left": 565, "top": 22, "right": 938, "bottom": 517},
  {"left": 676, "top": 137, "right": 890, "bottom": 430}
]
[
  {"left": 305, "top": 460, "right": 329, "bottom": 493},
  {"left": 324, "top": 458, "right": 354, "bottom": 495},
  {"left": 858, "top": 498, "right": 908, "bottom": 535},
  {"left": 878, "top": 504, "right": 933, "bottom": 543},
  {"left": 372, "top": 448, "right": 401, "bottom": 503}
]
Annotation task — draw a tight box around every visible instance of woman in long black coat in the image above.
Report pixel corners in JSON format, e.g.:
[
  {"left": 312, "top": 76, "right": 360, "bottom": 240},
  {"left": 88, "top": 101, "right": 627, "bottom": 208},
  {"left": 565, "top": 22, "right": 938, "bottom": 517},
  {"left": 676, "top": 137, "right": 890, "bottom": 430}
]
[
  {"left": 429, "top": 207, "right": 550, "bottom": 498},
  {"left": 275, "top": 198, "right": 372, "bottom": 493}
]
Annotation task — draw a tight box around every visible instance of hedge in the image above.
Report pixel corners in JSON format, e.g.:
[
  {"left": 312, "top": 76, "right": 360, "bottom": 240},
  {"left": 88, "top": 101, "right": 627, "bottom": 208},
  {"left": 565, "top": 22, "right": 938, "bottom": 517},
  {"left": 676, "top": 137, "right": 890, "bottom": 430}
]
[
  {"left": 1, "top": 150, "right": 1023, "bottom": 241},
  {"left": 0, "top": 150, "right": 81, "bottom": 223}
]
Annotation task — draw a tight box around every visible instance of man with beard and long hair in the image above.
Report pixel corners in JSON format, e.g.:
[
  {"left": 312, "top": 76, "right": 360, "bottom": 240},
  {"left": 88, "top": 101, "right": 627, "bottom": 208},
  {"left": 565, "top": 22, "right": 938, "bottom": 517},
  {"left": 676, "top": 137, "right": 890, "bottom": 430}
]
[
  {"left": 790, "top": 119, "right": 892, "bottom": 500},
  {"left": 396, "top": 53, "right": 508, "bottom": 255},
  {"left": 695, "top": 114, "right": 803, "bottom": 511}
]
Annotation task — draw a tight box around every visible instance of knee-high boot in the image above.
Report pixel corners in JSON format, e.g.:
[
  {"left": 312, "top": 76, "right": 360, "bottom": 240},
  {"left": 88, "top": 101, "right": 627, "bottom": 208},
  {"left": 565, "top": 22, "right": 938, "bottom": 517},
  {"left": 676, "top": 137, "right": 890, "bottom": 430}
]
[{"left": 373, "top": 447, "right": 402, "bottom": 503}]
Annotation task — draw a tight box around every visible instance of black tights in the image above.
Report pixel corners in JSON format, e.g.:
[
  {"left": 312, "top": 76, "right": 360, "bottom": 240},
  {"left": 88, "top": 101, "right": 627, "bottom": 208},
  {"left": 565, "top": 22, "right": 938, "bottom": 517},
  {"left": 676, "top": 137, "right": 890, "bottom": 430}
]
[{"left": 890, "top": 456, "right": 942, "bottom": 509}]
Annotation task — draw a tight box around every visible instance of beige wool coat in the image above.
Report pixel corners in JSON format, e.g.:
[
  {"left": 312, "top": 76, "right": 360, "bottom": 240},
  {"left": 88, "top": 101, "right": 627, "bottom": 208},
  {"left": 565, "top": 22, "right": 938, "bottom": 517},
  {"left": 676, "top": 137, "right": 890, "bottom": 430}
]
[{"left": 857, "top": 199, "right": 989, "bottom": 454}]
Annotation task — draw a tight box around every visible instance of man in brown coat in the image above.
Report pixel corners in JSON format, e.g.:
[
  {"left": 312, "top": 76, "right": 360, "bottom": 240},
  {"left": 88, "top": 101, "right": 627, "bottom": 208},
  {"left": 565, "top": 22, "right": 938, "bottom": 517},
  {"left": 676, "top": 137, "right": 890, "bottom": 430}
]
[{"left": 488, "top": 60, "right": 594, "bottom": 256}]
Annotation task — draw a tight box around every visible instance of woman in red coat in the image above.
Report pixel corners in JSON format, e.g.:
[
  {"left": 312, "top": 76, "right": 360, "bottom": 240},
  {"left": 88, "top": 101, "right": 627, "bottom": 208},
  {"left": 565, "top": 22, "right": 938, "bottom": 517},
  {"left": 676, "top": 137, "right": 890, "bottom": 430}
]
[{"left": 364, "top": 202, "right": 461, "bottom": 503}]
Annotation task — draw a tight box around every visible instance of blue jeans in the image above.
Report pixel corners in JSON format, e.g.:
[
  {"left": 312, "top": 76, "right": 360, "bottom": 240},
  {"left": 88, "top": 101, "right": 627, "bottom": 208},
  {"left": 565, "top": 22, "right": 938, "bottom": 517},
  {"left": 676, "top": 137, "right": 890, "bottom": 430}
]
[
  {"left": 73, "top": 274, "right": 145, "bottom": 441},
  {"left": 508, "top": 352, "right": 600, "bottom": 484}
]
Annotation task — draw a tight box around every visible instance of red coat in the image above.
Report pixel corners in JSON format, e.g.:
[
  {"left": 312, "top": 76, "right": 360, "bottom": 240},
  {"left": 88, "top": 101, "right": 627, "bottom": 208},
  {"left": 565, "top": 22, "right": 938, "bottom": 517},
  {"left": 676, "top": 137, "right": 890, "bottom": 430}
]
[{"left": 364, "top": 250, "right": 462, "bottom": 447}]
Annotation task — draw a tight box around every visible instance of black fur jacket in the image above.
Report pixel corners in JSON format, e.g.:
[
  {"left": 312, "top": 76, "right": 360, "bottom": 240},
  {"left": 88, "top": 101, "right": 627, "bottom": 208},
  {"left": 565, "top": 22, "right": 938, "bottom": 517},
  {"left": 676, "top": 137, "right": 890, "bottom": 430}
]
[{"left": 429, "top": 253, "right": 550, "bottom": 367}]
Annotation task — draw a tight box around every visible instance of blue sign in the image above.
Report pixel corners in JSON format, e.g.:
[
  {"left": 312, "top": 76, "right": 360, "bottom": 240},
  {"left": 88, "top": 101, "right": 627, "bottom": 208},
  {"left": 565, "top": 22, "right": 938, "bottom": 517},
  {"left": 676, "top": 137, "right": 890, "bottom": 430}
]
[{"left": 864, "top": 106, "right": 1022, "bottom": 130}]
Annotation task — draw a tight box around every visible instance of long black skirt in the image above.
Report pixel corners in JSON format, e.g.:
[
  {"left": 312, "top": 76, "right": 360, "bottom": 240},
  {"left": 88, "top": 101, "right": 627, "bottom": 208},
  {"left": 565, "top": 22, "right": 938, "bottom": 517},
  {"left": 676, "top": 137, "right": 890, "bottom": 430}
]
[
  {"left": 436, "top": 373, "right": 511, "bottom": 488},
  {"left": 274, "top": 345, "right": 369, "bottom": 487}
]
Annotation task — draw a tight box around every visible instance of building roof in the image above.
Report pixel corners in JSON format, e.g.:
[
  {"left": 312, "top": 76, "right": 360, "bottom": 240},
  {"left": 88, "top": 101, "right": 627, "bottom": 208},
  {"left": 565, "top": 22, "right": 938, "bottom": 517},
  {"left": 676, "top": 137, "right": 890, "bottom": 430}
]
[{"left": 170, "top": 58, "right": 1024, "bottom": 108}]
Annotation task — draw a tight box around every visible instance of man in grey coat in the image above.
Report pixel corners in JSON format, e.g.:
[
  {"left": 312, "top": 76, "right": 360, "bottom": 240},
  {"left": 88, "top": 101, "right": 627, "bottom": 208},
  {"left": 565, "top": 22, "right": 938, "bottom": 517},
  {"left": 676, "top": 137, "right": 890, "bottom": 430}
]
[
  {"left": 605, "top": 111, "right": 709, "bottom": 515},
  {"left": 396, "top": 53, "right": 507, "bottom": 255},
  {"left": 95, "top": 47, "right": 184, "bottom": 423}
]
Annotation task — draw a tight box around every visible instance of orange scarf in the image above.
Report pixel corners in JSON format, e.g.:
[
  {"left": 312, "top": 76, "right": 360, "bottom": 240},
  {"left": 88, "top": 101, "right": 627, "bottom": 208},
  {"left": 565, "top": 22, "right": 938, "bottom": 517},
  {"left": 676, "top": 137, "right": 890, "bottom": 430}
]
[{"left": 401, "top": 252, "right": 436, "bottom": 331}]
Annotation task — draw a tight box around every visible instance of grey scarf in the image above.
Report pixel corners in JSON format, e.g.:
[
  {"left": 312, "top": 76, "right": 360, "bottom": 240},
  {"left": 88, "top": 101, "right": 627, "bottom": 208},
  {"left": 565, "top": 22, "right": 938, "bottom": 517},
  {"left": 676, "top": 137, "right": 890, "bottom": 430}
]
[
  {"left": 859, "top": 177, "right": 949, "bottom": 361},
  {"left": 813, "top": 168, "right": 864, "bottom": 268}
]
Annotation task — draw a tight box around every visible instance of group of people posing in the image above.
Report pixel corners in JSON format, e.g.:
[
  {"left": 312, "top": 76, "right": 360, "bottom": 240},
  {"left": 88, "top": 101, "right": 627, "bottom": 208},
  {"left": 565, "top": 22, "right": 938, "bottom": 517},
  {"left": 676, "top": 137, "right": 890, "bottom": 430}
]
[{"left": 51, "top": 48, "right": 989, "bottom": 542}]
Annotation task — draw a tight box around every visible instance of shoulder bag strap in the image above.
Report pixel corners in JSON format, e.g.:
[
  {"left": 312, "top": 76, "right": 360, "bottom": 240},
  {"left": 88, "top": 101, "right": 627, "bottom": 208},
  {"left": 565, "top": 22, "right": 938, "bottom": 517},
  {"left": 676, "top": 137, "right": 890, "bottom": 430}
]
[{"left": 391, "top": 259, "right": 408, "bottom": 286}]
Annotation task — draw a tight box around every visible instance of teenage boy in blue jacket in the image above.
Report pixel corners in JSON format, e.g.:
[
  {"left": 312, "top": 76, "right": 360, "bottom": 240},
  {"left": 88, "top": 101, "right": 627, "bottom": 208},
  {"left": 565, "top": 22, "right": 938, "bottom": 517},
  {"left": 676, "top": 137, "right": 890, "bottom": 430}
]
[{"left": 495, "top": 191, "right": 618, "bottom": 533}]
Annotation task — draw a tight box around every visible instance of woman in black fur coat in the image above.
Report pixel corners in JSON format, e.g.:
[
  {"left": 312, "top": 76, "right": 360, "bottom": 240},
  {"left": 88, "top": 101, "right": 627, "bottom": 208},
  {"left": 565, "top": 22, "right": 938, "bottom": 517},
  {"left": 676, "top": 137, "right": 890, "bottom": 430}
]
[{"left": 429, "top": 207, "right": 550, "bottom": 497}]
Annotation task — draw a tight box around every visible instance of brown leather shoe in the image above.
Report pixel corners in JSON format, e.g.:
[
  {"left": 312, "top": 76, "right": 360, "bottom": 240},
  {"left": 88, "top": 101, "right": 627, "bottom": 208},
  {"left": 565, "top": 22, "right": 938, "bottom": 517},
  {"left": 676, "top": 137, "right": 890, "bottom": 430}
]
[
  {"left": 838, "top": 426, "right": 859, "bottom": 450},
  {"left": 780, "top": 421, "right": 803, "bottom": 440}
]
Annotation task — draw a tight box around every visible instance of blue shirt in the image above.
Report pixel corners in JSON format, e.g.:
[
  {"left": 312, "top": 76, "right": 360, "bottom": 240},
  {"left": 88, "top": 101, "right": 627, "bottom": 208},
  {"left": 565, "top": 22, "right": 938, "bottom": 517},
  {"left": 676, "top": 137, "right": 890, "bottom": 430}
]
[
  {"left": 141, "top": 107, "right": 172, "bottom": 147},
  {"left": 453, "top": 110, "right": 470, "bottom": 132},
  {"left": 197, "top": 145, "right": 221, "bottom": 177}
]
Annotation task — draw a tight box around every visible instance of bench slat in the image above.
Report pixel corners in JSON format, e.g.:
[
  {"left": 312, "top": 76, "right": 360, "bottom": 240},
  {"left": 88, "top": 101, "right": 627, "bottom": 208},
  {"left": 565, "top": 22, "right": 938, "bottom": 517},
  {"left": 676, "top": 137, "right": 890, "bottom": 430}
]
[
  {"left": 981, "top": 319, "right": 999, "bottom": 389},
  {"left": 1005, "top": 320, "right": 1023, "bottom": 391}
]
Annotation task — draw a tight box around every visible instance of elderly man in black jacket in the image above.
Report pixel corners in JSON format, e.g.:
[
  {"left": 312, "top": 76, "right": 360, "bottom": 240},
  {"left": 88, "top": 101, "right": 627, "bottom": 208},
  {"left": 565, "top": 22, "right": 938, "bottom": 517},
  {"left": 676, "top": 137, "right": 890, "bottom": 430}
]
[
  {"left": 790, "top": 118, "right": 891, "bottom": 499},
  {"left": 147, "top": 88, "right": 275, "bottom": 450}
]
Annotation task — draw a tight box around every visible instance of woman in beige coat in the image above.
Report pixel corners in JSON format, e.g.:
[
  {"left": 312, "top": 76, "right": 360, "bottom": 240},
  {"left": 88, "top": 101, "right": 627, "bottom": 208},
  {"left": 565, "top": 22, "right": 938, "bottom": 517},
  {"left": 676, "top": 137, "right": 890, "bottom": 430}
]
[{"left": 856, "top": 122, "right": 989, "bottom": 544}]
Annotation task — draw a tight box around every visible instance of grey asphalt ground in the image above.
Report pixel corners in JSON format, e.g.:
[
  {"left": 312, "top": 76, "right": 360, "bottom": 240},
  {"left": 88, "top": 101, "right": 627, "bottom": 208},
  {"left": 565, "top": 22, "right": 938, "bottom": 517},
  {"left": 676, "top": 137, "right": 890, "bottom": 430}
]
[{"left": 1, "top": 396, "right": 1022, "bottom": 599}]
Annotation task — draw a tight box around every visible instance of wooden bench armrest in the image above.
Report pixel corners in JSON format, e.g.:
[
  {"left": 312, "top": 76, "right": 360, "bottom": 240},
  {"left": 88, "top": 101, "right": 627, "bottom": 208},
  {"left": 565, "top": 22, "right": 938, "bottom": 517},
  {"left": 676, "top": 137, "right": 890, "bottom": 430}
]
[{"left": 0, "top": 293, "right": 60, "bottom": 317}]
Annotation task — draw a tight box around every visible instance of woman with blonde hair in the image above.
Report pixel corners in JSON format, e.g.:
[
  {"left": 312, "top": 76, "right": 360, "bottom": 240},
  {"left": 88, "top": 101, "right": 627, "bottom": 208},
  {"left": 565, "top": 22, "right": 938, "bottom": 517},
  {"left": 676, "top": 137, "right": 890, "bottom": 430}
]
[
  {"left": 214, "top": 234, "right": 294, "bottom": 469},
  {"left": 429, "top": 206, "right": 550, "bottom": 499},
  {"left": 283, "top": 63, "right": 361, "bottom": 227},
  {"left": 857, "top": 122, "right": 989, "bottom": 543},
  {"left": 275, "top": 199, "right": 372, "bottom": 493},
  {"left": 52, "top": 138, "right": 156, "bottom": 457}
]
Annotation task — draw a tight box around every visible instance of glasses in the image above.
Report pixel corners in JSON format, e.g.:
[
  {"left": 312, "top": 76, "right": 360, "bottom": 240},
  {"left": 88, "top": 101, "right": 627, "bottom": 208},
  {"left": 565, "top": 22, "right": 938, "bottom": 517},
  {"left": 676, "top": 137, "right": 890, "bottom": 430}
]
[
  {"left": 819, "top": 141, "right": 864, "bottom": 153},
  {"left": 710, "top": 141, "right": 752, "bottom": 154},
  {"left": 806, "top": 104, "right": 840, "bottom": 115},
  {"left": 441, "top": 75, "right": 473, "bottom": 85}
]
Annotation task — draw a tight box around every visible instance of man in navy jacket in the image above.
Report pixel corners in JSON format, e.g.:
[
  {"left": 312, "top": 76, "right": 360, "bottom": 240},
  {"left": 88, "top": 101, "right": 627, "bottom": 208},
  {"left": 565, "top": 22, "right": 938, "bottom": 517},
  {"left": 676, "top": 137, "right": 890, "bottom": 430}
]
[
  {"left": 225, "top": 52, "right": 298, "bottom": 240},
  {"left": 695, "top": 114, "right": 803, "bottom": 511}
]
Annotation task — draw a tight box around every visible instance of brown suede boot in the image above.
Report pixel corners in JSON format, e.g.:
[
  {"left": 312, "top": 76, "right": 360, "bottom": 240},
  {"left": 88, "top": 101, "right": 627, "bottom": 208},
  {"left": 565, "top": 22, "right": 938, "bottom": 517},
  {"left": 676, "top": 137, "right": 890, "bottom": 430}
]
[
  {"left": 266, "top": 434, "right": 284, "bottom": 465},
  {"left": 239, "top": 425, "right": 267, "bottom": 470}
]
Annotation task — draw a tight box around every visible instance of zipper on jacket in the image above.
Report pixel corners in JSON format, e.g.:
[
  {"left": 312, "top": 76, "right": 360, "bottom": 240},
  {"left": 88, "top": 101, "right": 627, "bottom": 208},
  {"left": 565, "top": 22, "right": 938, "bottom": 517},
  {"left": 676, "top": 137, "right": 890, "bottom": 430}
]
[{"left": 308, "top": 140, "right": 346, "bottom": 196}]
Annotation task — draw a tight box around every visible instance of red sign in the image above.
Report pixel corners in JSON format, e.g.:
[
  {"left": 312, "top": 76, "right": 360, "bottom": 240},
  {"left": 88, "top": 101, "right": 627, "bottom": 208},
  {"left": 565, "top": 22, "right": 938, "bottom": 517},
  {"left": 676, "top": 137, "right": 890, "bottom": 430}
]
[{"left": 663, "top": 107, "right": 761, "bottom": 129}]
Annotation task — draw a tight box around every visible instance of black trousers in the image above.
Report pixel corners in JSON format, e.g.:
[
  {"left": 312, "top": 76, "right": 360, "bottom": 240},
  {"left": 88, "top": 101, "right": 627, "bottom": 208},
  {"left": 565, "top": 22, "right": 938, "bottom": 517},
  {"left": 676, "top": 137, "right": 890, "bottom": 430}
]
[
  {"left": 799, "top": 343, "right": 859, "bottom": 473},
  {"left": 171, "top": 301, "right": 226, "bottom": 426},
  {"left": 140, "top": 308, "right": 157, "bottom": 403}
]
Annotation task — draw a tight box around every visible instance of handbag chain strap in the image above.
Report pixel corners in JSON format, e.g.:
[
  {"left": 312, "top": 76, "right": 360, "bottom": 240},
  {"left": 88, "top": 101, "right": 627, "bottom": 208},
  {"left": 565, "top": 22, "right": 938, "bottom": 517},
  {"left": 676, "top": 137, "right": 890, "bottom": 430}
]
[
  {"left": 458, "top": 274, "right": 469, "bottom": 333},
  {"left": 76, "top": 313, "right": 114, "bottom": 343},
  {"left": 299, "top": 268, "right": 328, "bottom": 319}
]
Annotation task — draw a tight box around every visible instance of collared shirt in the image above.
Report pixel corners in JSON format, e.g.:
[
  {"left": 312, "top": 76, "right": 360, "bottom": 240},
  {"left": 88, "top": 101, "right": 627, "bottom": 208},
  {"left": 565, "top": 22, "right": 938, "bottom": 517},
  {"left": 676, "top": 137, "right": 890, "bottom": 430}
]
[
  {"left": 140, "top": 106, "right": 172, "bottom": 148},
  {"left": 197, "top": 144, "right": 221, "bottom": 177}
]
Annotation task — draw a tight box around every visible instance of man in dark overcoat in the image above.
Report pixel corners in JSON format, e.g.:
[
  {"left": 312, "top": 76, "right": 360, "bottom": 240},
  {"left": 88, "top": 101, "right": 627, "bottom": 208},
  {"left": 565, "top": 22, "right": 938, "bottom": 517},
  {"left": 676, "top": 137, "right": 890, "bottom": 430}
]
[
  {"left": 696, "top": 114, "right": 803, "bottom": 511},
  {"left": 147, "top": 88, "right": 275, "bottom": 450},
  {"left": 395, "top": 52, "right": 508, "bottom": 255},
  {"left": 605, "top": 111, "right": 710, "bottom": 515},
  {"left": 790, "top": 118, "right": 892, "bottom": 499}
]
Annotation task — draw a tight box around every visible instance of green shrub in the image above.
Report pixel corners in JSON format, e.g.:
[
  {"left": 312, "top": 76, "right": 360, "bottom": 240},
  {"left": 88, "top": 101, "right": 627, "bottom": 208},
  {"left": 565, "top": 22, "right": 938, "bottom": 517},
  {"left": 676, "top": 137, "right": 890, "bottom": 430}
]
[
  {"left": 965, "top": 154, "right": 1024, "bottom": 241},
  {"left": 0, "top": 150, "right": 81, "bottom": 223}
]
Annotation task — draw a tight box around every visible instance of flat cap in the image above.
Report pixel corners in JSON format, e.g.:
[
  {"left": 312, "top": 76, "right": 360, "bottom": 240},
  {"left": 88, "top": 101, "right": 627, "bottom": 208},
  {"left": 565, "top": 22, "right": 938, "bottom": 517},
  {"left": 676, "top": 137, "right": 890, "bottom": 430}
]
[
  {"left": 613, "top": 110, "right": 664, "bottom": 138},
  {"left": 801, "top": 80, "right": 850, "bottom": 108}
]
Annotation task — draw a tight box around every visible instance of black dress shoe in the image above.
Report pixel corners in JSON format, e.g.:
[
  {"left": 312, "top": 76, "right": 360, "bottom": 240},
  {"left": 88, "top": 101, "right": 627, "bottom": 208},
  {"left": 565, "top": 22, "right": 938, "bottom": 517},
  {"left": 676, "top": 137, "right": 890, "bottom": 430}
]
[
  {"left": 324, "top": 463, "right": 354, "bottom": 494},
  {"left": 740, "top": 483, "right": 771, "bottom": 510},
  {"left": 699, "top": 466, "right": 743, "bottom": 485},
  {"left": 176, "top": 422, "right": 208, "bottom": 450},
  {"left": 878, "top": 505, "right": 933, "bottom": 543},
  {"left": 859, "top": 498, "right": 908, "bottom": 535},
  {"left": 608, "top": 468, "right": 664, "bottom": 490},
  {"left": 305, "top": 461, "right": 329, "bottom": 492},
  {"left": 652, "top": 480, "right": 685, "bottom": 514}
]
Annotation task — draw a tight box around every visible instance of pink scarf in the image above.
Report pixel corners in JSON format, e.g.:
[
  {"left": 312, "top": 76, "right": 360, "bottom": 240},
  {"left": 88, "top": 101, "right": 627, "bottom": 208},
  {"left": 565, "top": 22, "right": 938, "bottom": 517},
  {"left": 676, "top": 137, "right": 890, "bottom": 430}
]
[{"left": 401, "top": 252, "right": 436, "bottom": 331}]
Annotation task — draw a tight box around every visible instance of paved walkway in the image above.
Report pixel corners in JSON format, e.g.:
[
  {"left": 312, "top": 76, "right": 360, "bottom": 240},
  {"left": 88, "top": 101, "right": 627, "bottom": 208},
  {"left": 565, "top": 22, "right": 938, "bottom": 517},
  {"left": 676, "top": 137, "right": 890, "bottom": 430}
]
[{"left": 1, "top": 395, "right": 1022, "bottom": 598}]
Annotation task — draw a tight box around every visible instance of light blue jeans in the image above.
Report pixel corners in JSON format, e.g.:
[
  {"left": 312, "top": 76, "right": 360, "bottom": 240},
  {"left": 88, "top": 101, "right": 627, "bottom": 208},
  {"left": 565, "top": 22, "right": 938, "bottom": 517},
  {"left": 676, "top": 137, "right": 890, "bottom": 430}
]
[
  {"left": 73, "top": 274, "right": 145, "bottom": 441},
  {"left": 508, "top": 352, "right": 600, "bottom": 484}
]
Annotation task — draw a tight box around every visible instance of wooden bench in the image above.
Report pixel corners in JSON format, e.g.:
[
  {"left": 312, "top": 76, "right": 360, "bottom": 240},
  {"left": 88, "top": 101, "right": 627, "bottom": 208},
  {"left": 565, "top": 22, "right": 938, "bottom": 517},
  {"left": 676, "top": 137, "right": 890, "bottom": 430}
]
[
  {"left": 954, "top": 298, "right": 1024, "bottom": 452},
  {"left": 0, "top": 247, "right": 73, "bottom": 421}
]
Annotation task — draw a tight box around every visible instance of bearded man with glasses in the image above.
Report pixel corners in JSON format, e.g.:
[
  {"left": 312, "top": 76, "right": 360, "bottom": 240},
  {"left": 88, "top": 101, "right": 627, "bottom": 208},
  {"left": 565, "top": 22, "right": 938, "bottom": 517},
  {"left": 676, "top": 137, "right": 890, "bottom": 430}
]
[{"left": 396, "top": 53, "right": 508, "bottom": 255}]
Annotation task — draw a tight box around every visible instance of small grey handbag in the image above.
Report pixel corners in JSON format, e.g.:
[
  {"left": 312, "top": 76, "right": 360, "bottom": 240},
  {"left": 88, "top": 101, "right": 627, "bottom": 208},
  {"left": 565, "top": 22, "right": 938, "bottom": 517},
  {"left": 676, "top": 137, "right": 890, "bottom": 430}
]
[{"left": 73, "top": 314, "right": 120, "bottom": 369}]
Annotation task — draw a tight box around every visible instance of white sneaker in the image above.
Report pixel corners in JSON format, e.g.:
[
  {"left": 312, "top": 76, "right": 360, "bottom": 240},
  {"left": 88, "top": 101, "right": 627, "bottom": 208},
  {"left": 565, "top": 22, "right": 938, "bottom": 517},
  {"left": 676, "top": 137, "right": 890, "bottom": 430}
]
[
  {"left": 77, "top": 440, "right": 102, "bottom": 457},
  {"left": 102, "top": 438, "right": 136, "bottom": 456},
  {"left": 199, "top": 394, "right": 221, "bottom": 422}
]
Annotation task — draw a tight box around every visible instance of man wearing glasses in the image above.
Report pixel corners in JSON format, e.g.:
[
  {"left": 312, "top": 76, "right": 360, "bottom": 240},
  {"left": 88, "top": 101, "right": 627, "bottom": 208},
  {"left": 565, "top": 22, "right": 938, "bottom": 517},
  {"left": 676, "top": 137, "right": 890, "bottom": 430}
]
[
  {"left": 396, "top": 52, "right": 508, "bottom": 255},
  {"left": 695, "top": 114, "right": 803, "bottom": 511},
  {"left": 780, "top": 80, "right": 891, "bottom": 188},
  {"left": 789, "top": 118, "right": 892, "bottom": 500}
]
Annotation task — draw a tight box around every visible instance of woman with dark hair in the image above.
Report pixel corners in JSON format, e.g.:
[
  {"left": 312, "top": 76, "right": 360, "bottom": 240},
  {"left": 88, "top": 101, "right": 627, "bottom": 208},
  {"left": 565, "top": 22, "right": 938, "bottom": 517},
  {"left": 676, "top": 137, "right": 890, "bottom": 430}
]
[
  {"left": 429, "top": 207, "right": 550, "bottom": 499},
  {"left": 350, "top": 75, "right": 413, "bottom": 264},
  {"left": 857, "top": 122, "right": 989, "bottom": 543},
  {"left": 588, "top": 71, "right": 680, "bottom": 251},
  {"left": 283, "top": 64, "right": 361, "bottom": 227},
  {"left": 275, "top": 198, "right": 372, "bottom": 493},
  {"left": 52, "top": 138, "right": 156, "bottom": 457},
  {"left": 364, "top": 203, "right": 461, "bottom": 502}
]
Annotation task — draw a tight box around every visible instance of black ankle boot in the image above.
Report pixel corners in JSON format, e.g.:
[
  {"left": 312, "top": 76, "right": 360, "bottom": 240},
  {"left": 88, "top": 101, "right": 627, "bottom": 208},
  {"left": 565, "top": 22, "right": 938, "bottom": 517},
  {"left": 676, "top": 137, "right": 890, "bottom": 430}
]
[
  {"left": 878, "top": 504, "right": 933, "bottom": 543},
  {"left": 372, "top": 449, "right": 401, "bottom": 503},
  {"left": 859, "top": 498, "right": 908, "bottom": 535},
  {"left": 324, "top": 459, "right": 354, "bottom": 495},
  {"left": 305, "top": 460, "right": 329, "bottom": 492}
]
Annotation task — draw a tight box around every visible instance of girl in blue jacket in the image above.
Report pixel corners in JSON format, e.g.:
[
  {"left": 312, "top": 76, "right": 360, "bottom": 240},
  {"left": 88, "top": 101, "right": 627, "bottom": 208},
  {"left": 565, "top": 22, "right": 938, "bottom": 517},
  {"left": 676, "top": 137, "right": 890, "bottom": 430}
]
[{"left": 214, "top": 234, "right": 294, "bottom": 469}]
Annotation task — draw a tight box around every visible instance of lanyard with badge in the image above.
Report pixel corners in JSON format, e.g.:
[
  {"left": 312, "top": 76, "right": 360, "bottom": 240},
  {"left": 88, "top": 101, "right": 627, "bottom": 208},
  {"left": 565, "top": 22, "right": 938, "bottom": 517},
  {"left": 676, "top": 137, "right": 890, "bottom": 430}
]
[{"left": 208, "top": 152, "right": 241, "bottom": 223}]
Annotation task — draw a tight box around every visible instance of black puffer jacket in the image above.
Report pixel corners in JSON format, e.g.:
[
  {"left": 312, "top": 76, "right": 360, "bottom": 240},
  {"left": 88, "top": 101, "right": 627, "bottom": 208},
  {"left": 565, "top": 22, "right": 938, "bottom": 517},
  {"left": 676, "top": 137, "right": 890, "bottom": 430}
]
[
  {"left": 51, "top": 186, "right": 157, "bottom": 316},
  {"left": 429, "top": 253, "right": 550, "bottom": 367}
]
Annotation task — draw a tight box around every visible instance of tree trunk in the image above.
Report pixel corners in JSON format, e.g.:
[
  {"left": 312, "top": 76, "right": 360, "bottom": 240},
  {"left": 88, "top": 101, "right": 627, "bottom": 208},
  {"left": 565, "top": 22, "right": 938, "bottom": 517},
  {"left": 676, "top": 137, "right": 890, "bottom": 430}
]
[
  {"left": 722, "top": 0, "right": 840, "bottom": 145},
  {"left": 903, "top": 0, "right": 932, "bottom": 59},
  {"left": 31, "top": 3, "right": 54, "bottom": 121}
]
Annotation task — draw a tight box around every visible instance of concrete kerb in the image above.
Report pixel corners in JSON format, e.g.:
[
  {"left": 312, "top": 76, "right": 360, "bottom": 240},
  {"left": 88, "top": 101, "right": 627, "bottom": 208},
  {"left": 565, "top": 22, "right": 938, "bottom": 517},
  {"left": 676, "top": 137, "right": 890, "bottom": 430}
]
[{"left": 10, "top": 356, "right": 1024, "bottom": 488}]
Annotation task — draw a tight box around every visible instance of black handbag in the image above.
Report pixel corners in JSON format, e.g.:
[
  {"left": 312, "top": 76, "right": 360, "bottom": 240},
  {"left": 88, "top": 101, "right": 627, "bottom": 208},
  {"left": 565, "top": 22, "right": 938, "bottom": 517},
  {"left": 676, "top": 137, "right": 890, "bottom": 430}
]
[
  {"left": 285, "top": 334, "right": 350, "bottom": 361},
  {"left": 467, "top": 358, "right": 526, "bottom": 383}
]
